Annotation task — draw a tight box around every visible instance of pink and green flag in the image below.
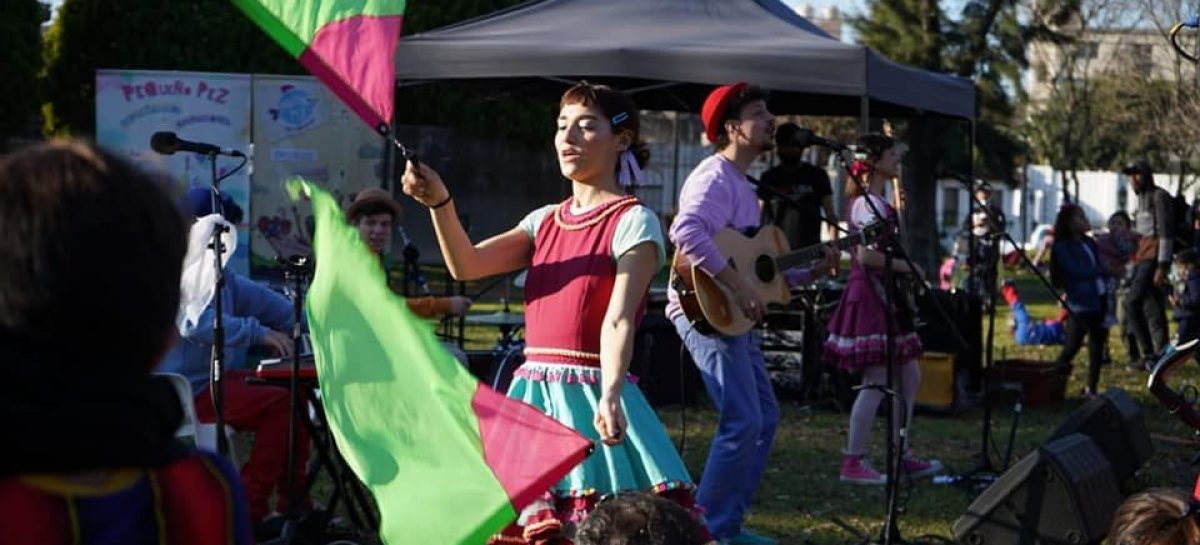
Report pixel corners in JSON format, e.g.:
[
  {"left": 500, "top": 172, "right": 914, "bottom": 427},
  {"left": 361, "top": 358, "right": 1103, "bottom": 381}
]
[
  {"left": 231, "top": 0, "right": 405, "bottom": 132},
  {"left": 291, "top": 180, "right": 592, "bottom": 544}
]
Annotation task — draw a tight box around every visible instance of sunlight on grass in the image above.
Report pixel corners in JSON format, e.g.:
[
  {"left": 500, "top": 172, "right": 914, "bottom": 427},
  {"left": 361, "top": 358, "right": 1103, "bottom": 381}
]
[{"left": 653, "top": 270, "right": 1200, "bottom": 544}]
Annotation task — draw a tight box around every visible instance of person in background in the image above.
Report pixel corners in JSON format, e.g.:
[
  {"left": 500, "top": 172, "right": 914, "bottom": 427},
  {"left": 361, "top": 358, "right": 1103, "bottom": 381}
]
[
  {"left": 1049, "top": 205, "right": 1110, "bottom": 399},
  {"left": 159, "top": 187, "right": 310, "bottom": 532},
  {"left": 1000, "top": 280, "right": 1067, "bottom": 346},
  {"left": 1095, "top": 211, "right": 1141, "bottom": 361},
  {"left": 0, "top": 141, "right": 251, "bottom": 544},
  {"left": 758, "top": 122, "right": 837, "bottom": 251},
  {"left": 1109, "top": 487, "right": 1200, "bottom": 545},
  {"left": 1123, "top": 159, "right": 1173, "bottom": 371},
  {"left": 346, "top": 187, "right": 473, "bottom": 318},
  {"left": 1168, "top": 249, "right": 1200, "bottom": 350}
]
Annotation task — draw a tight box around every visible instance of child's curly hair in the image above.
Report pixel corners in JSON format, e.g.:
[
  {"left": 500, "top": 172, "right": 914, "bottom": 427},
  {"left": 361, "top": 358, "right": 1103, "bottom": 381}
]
[{"left": 1110, "top": 487, "right": 1200, "bottom": 545}]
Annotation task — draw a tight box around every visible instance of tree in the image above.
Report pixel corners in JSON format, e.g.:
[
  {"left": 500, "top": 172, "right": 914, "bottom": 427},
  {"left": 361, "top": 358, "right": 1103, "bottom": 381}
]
[
  {"left": 0, "top": 0, "right": 48, "bottom": 147},
  {"left": 1021, "top": 0, "right": 1135, "bottom": 199},
  {"left": 1123, "top": 0, "right": 1200, "bottom": 194},
  {"left": 855, "top": 0, "right": 946, "bottom": 70},
  {"left": 395, "top": 0, "right": 549, "bottom": 146},
  {"left": 853, "top": 0, "right": 1078, "bottom": 264},
  {"left": 40, "top": 0, "right": 301, "bottom": 136},
  {"left": 1022, "top": 0, "right": 1200, "bottom": 196},
  {"left": 853, "top": 0, "right": 963, "bottom": 267}
]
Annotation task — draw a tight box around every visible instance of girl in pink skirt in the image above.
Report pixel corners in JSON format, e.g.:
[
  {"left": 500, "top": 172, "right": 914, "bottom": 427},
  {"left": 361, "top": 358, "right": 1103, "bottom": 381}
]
[{"left": 823, "top": 134, "right": 942, "bottom": 485}]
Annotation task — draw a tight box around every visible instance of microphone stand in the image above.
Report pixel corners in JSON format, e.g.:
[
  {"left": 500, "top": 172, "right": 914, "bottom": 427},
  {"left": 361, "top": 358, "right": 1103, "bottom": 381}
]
[
  {"left": 206, "top": 154, "right": 230, "bottom": 456},
  {"left": 263, "top": 255, "right": 313, "bottom": 545},
  {"left": 945, "top": 181, "right": 1076, "bottom": 489},
  {"left": 828, "top": 148, "right": 967, "bottom": 545}
]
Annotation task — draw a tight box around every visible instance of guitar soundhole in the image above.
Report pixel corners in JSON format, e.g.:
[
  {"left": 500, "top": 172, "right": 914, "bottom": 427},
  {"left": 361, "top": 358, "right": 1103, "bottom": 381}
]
[{"left": 755, "top": 255, "right": 776, "bottom": 283}]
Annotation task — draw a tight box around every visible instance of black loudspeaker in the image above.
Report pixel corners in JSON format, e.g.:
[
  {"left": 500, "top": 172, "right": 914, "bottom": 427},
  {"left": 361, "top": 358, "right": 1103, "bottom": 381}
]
[
  {"left": 952, "top": 433, "right": 1123, "bottom": 545},
  {"left": 917, "top": 290, "right": 982, "bottom": 389},
  {"left": 1048, "top": 388, "right": 1153, "bottom": 482},
  {"left": 630, "top": 313, "right": 703, "bottom": 407}
]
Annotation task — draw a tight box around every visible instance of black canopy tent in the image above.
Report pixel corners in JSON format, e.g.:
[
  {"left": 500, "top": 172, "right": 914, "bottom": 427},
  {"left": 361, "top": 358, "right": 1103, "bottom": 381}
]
[{"left": 392, "top": 0, "right": 976, "bottom": 122}]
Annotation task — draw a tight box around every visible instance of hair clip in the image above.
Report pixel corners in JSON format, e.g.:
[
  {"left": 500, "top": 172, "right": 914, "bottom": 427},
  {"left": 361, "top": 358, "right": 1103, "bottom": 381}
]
[{"left": 611, "top": 112, "right": 629, "bottom": 125}]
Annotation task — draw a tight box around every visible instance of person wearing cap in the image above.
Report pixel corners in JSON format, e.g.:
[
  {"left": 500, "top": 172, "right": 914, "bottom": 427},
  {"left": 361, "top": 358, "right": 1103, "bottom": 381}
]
[
  {"left": 159, "top": 187, "right": 311, "bottom": 531},
  {"left": 963, "top": 183, "right": 1006, "bottom": 304},
  {"left": 1123, "top": 159, "right": 1173, "bottom": 370},
  {"left": 758, "top": 122, "right": 837, "bottom": 251},
  {"left": 345, "top": 187, "right": 472, "bottom": 318},
  {"left": 667, "top": 83, "right": 838, "bottom": 545}
]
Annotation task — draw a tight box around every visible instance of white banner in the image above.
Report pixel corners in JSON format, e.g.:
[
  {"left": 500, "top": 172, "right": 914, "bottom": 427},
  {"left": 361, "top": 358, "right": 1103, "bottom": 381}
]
[
  {"left": 251, "top": 75, "right": 386, "bottom": 274},
  {"left": 95, "top": 69, "right": 253, "bottom": 275}
]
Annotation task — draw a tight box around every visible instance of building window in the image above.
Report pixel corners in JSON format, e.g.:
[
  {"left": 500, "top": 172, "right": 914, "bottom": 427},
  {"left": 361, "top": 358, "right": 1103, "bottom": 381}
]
[
  {"left": 1075, "top": 41, "right": 1099, "bottom": 60},
  {"left": 942, "top": 187, "right": 960, "bottom": 229},
  {"left": 1129, "top": 43, "right": 1154, "bottom": 75}
]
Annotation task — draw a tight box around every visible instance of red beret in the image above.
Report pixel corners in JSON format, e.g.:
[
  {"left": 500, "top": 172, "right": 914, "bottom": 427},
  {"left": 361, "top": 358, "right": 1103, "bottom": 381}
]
[{"left": 701, "top": 82, "right": 749, "bottom": 144}]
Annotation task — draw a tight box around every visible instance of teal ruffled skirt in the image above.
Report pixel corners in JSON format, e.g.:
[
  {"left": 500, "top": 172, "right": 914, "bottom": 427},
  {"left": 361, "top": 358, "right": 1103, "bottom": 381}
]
[{"left": 507, "top": 361, "right": 695, "bottom": 500}]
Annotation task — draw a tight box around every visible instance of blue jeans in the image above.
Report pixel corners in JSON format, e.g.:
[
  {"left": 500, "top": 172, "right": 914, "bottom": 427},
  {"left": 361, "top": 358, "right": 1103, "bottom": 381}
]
[
  {"left": 672, "top": 316, "right": 778, "bottom": 539},
  {"left": 1011, "top": 301, "right": 1066, "bottom": 345}
]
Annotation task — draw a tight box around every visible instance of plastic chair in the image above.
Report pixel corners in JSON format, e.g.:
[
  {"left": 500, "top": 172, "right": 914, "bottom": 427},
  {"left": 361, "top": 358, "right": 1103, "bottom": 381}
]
[{"left": 156, "top": 372, "right": 245, "bottom": 466}]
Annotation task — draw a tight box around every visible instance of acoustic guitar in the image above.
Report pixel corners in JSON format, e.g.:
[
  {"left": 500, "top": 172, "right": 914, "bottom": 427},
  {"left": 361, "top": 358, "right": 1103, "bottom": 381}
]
[{"left": 671, "top": 222, "right": 885, "bottom": 336}]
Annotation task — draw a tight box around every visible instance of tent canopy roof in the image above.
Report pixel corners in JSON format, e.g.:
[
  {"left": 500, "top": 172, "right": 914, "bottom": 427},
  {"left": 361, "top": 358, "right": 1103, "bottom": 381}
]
[{"left": 394, "top": 0, "right": 975, "bottom": 120}]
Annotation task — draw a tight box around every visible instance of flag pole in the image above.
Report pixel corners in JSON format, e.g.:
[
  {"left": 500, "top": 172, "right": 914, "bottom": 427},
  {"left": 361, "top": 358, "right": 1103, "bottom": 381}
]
[{"left": 377, "top": 122, "right": 418, "bottom": 164}]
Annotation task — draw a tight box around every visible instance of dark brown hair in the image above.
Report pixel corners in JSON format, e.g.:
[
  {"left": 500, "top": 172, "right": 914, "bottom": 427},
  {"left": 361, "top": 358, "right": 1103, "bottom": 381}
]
[
  {"left": 0, "top": 140, "right": 187, "bottom": 369},
  {"left": 348, "top": 201, "right": 397, "bottom": 223},
  {"left": 574, "top": 491, "right": 703, "bottom": 545},
  {"left": 845, "top": 133, "right": 896, "bottom": 200},
  {"left": 1054, "top": 203, "right": 1085, "bottom": 241},
  {"left": 714, "top": 85, "right": 770, "bottom": 151},
  {"left": 560, "top": 82, "right": 650, "bottom": 169},
  {"left": 1110, "top": 488, "right": 1200, "bottom": 545}
]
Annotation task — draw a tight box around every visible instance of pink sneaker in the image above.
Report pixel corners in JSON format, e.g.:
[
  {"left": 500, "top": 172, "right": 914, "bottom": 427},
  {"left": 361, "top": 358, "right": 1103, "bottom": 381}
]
[
  {"left": 840, "top": 454, "right": 886, "bottom": 485},
  {"left": 901, "top": 455, "right": 943, "bottom": 479}
]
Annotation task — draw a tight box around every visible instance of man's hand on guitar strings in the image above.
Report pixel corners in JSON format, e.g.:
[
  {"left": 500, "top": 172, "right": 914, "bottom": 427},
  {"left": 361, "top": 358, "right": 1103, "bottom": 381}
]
[{"left": 814, "top": 244, "right": 840, "bottom": 279}]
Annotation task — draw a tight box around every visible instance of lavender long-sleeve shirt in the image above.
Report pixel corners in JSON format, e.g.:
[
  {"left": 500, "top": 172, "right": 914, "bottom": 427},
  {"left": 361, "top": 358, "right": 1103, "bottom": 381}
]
[{"left": 667, "top": 154, "right": 811, "bottom": 320}]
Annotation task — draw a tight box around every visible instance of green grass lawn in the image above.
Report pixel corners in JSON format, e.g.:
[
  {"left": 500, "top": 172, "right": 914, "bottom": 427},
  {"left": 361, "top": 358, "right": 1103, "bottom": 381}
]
[
  {"left": 302, "top": 265, "right": 1200, "bottom": 544},
  {"left": 651, "top": 271, "right": 1200, "bottom": 545}
]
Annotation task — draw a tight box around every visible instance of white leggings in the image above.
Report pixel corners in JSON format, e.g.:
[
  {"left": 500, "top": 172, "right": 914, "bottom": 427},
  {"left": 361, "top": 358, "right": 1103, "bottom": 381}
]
[{"left": 846, "top": 361, "right": 921, "bottom": 456}]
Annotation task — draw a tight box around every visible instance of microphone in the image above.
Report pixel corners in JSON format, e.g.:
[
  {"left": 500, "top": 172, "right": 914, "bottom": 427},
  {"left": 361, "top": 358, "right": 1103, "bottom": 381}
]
[
  {"left": 150, "top": 132, "right": 245, "bottom": 157},
  {"left": 792, "top": 128, "right": 848, "bottom": 151}
]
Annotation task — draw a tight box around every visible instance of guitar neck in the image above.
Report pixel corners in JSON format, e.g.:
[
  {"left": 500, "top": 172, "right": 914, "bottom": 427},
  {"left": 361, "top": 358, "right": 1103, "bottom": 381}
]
[{"left": 776, "top": 232, "right": 864, "bottom": 271}]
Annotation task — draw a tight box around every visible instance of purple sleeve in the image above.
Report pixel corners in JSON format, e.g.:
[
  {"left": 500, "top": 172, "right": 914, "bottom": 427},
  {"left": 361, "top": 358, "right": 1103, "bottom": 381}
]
[
  {"left": 669, "top": 167, "right": 735, "bottom": 277},
  {"left": 783, "top": 267, "right": 813, "bottom": 287}
]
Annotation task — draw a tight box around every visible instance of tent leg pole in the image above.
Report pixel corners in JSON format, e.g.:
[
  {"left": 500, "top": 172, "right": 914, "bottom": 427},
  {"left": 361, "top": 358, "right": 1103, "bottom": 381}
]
[{"left": 859, "top": 96, "right": 870, "bottom": 133}]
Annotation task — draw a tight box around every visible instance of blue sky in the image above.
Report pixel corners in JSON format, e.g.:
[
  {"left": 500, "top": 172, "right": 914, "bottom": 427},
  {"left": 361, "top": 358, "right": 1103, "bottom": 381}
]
[{"left": 783, "top": 0, "right": 866, "bottom": 17}]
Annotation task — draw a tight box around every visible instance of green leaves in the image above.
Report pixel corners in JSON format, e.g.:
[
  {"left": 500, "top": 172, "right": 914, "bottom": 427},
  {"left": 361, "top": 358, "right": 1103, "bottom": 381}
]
[{"left": 0, "top": 0, "right": 46, "bottom": 146}]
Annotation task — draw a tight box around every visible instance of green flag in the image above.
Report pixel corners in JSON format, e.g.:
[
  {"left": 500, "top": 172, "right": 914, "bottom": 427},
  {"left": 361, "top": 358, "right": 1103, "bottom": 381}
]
[{"left": 294, "top": 180, "right": 592, "bottom": 544}]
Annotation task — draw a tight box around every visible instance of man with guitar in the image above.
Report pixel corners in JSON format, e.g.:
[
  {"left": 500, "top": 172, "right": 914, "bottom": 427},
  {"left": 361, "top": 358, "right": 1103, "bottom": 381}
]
[{"left": 667, "top": 83, "right": 838, "bottom": 545}]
